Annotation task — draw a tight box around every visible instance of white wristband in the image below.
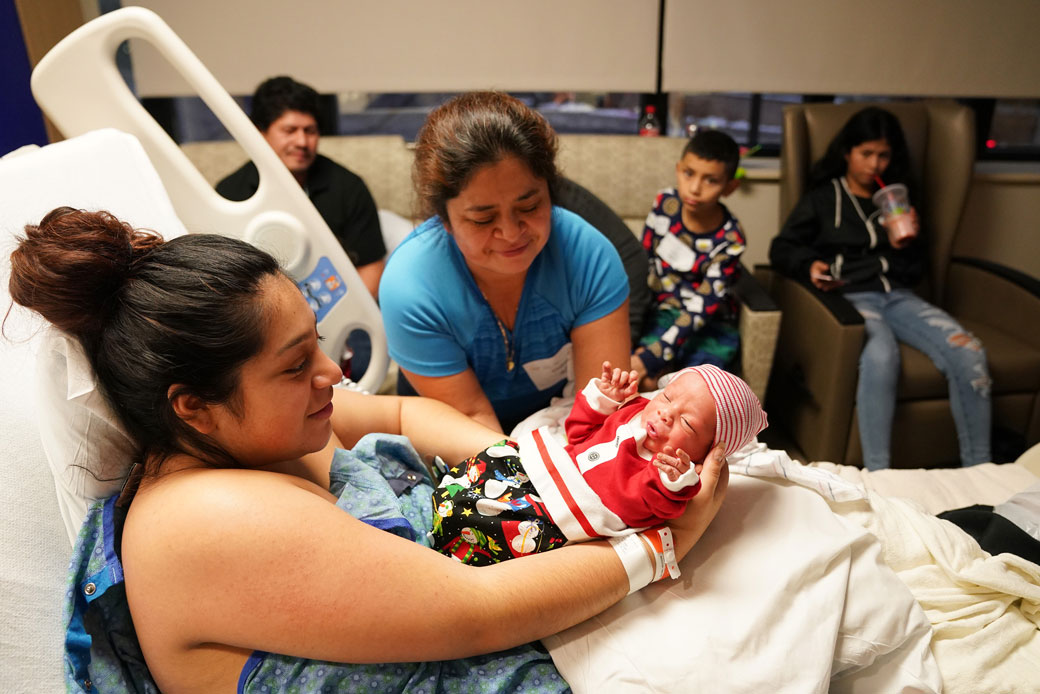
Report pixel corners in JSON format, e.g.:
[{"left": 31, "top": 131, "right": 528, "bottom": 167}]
[
  {"left": 608, "top": 533, "right": 655, "bottom": 594},
  {"left": 642, "top": 527, "right": 681, "bottom": 582}
]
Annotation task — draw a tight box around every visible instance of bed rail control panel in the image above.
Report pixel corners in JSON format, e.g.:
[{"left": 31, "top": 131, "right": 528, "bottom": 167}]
[
  {"left": 30, "top": 6, "right": 388, "bottom": 393},
  {"left": 299, "top": 258, "right": 349, "bottom": 322}
]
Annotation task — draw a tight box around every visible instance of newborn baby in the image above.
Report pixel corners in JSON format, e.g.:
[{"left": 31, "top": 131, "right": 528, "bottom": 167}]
[{"left": 431, "top": 363, "right": 767, "bottom": 565}]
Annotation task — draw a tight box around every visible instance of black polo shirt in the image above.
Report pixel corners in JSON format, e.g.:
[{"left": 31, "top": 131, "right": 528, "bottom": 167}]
[{"left": 216, "top": 154, "right": 385, "bottom": 267}]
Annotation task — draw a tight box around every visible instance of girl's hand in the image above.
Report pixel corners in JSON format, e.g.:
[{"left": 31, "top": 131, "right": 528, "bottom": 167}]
[
  {"left": 654, "top": 446, "right": 691, "bottom": 482},
  {"left": 883, "top": 206, "right": 919, "bottom": 249},
  {"left": 598, "top": 361, "right": 640, "bottom": 403},
  {"left": 809, "top": 260, "right": 844, "bottom": 292},
  {"left": 667, "top": 445, "right": 729, "bottom": 560}
]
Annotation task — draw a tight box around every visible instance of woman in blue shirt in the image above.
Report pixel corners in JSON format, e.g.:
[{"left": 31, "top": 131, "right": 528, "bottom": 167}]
[{"left": 380, "top": 92, "right": 631, "bottom": 433}]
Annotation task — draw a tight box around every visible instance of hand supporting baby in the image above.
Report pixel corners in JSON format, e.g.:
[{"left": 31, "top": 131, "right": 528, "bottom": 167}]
[
  {"left": 597, "top": 361, "right": 640, "bottom": 404},
  {"left": 654, "top": 446, "right": 692, "bottom": 483},
  {"left": 598, "top": 361, "right": 694, "bottom": 484}
]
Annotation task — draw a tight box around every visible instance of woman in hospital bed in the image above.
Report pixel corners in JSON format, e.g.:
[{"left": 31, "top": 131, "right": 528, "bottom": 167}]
[{"left": 8, "top": 206, "right": 728, "bottom": 693}]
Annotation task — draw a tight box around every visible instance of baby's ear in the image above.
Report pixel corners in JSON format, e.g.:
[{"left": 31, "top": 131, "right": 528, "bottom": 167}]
[{"left": 722, "top": 177, "right": 741, "bottom": 197}]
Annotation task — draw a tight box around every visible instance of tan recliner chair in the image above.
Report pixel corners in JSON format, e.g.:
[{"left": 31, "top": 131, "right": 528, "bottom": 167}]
[{"left": 756, "top": 100, "right": 1040, "bottom": 467}]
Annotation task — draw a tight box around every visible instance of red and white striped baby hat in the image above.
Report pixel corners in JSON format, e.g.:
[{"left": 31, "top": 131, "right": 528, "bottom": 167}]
[{"left": 676, "top": 365, "right": 768, "bottom": 456}]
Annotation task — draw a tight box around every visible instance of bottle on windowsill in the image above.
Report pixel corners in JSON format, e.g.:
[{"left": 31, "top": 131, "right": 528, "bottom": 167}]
[{"left": 638, "top": 105, "right": 662, "bottom": 137}]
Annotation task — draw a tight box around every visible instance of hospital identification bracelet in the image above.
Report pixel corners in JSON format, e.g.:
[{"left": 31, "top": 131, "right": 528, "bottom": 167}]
[{"left": 608, "top": 527, "right": 681, "bottom": 594}]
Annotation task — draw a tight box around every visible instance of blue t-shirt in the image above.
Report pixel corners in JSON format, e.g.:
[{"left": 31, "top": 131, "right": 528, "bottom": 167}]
[{"left": 380, "top": 206, "right": 628, "bottom": 429}]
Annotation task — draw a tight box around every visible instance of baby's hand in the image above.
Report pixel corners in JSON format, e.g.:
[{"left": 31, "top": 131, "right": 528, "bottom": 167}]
[
  {"left": 654, "top": 446, "right": 692, "bottom": 482},
  {"left": 598, "top": 361, "right": 640, "bottom": 403}
]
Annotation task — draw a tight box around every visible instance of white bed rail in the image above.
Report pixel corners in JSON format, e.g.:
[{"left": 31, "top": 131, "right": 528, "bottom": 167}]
[{"left": 29, "top": 6, "right": 389, "bottom": 393}]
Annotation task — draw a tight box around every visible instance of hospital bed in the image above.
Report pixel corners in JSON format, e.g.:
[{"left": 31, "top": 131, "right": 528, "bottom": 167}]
[{"left": 3, "top": 7, "right": 1040, "bottom": 693}]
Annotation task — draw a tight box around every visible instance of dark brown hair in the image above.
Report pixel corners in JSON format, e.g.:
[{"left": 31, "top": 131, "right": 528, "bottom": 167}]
[
  {"left": 8, "top": 207, "right": 282, "bottom": 476},
  {"left": 682, "top": 129, "right": 741, "bottom": 180},
  {"left": 412, "top": 91, "right": 559, "bottom": 221},
  {"left": 809, "top": 106, "right": 913, "bottom": 194},
  {"left": 251, "top": 75, "right": 323, "bottom": 132}
]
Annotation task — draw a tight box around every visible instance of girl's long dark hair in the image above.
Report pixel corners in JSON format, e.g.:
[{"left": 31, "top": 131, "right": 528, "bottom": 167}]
[
  {"left": 809, "top": 106, "right": 914, "bottom": 195},
  {"left": 8, "top": 207, "right": 282, "bottom": 476}
]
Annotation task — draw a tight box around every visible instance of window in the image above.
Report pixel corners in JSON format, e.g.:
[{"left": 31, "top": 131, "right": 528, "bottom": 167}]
[
  {"left": 145, "top": 89, "right": 1040, "bottom": 165},
  {"left": 986, "top": 99, "right": 1040, "bottom": 159}
]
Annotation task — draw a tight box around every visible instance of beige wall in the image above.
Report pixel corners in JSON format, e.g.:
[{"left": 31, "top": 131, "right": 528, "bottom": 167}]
[
  {"left": 126, "top": 0, "right": 659, "bottom": 96},
  {"left": 663, "top": 0, "right": 1040, "bottom": 98},
  {"left": 720, "top": 168, "right": 781, "bottom": 271},
  {"left": 123, "top": 0, "right": 1040, "bottom": 99}
]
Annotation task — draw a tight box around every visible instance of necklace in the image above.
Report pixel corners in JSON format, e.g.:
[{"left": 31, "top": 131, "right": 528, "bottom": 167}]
[
  {"left": 476, "top": 285, "right": 518, "bottom": 372},
  {"left": 491, "top": 313, "right": 515, "bottom": 372}
]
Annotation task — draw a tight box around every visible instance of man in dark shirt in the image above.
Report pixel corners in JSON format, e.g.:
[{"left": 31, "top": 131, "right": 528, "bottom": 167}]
[{"left": 217, "top": 76, "right": 385, "bottom": 298}]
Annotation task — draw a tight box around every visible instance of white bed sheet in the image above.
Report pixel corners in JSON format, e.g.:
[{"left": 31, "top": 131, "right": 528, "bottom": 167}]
[
  {"left": 521, "top": 398, "right": 1040, "bottom": 693},
  {"left": 811, "top": 459, "right": 1040, "bottom": 515},
  {"left": 544, "top": 472, "right": 940, "bottom": 693}
]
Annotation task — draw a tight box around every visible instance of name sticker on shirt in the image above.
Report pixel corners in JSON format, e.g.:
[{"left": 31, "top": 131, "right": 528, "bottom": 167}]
[
  {"left": 523, "top": 342, "right": 573, "bottom": 391},
  {"left": 656, "top": 233, "right": 696, "bottom": 272}
]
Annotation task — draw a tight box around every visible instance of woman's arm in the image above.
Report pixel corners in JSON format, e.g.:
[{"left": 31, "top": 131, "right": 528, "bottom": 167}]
[
  {"left": 394, "top": 300, "right": 631, "bottom": 437},
  {"left": 356, "top": 258, "right": 385, "bottom": 300},
  {"left": 124, "top": 448, "right": 728, "bottom": 668},
  {"left": 394, "top": 367, "right": 503, "bottom": 433},
  {"left": 331, "top": 386, "right": 504, "bottom": 462},
  {"left": 570, "top": 301, "right": 631, "bottom": 390}
]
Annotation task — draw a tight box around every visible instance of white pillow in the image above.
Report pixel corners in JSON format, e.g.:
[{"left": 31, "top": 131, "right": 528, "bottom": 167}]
[
  {"left": 0, "top": 129, "right": 190, "bottom": 543},
  {"left": 35, "top": 328, "right": 136, "bottom": 545},
  {"left": 377, "top": 208, "right": 415, "bottom": 255}
]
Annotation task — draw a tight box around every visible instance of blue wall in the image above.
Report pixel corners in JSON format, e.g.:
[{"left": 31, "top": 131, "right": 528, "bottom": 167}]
[{"left": 1, "top": 0, "right": 49, "bottom": 154}]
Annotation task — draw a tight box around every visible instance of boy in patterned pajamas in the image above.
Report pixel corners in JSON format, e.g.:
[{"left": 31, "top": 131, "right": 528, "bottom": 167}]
[{"left": 632, "top": 130, "right": 747, "bottom": 391}]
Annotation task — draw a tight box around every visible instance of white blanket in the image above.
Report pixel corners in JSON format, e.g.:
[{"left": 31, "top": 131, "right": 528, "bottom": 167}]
[
  {"left": 738, "top": 445, "right": 1040, "bottom": 693},
  {"left": 839, "top": 493, "right": 1040, "bottom": 692},
  {"left": 524, "top": 400, "right": 1040, "bottom": 692},
  {"left": 544, "top": 470, "right": 940, "bottom": 693}
]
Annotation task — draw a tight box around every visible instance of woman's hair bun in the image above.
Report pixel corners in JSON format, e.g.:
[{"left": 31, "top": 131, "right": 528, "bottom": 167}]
[{"left": 8, "top": 207, "right": 164, "bottom": 342}]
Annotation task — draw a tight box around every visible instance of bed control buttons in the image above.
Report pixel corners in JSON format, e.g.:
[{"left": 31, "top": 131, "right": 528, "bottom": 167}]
[{"left": 297, "top": 257, "right": 347, "bottom": 322}]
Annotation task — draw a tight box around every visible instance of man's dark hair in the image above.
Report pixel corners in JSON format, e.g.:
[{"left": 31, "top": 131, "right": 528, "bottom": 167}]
[
  {"left": 682, "top": 129, "right": 741, "bottom": 180},
  {"left": 250, "top": 76, "right": 323, "bottom": 132}
]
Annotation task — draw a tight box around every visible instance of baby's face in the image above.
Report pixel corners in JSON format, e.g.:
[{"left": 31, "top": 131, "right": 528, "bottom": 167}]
[{"left": 642, "top": 373, "right": 716, "bottom": 461}]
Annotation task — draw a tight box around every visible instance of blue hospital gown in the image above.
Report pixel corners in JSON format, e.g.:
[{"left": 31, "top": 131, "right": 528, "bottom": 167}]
[{"left": 63, "top": 434, "right": 569, "bottom": 693}]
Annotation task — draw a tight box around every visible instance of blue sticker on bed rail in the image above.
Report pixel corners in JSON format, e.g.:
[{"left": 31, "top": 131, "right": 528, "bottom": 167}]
[{"left": 297, "top": 256, "right": 347, "bottom": 321}]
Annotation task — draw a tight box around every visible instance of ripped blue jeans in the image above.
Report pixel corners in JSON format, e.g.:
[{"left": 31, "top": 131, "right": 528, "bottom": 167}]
[{"left": 845, "top": 290, "right": 991, "bottom": 470}]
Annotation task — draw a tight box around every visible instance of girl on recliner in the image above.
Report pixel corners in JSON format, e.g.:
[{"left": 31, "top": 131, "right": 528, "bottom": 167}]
[{"left": 769, "top": 106, "right": 991, "bottom": 470}]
